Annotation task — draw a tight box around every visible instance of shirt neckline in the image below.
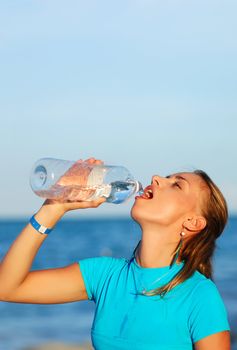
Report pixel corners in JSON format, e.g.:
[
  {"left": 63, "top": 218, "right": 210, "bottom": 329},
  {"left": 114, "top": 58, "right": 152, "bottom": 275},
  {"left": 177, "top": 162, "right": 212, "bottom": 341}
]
[{"left": 132, "top": 255, "right": 185, "bottom": 272}]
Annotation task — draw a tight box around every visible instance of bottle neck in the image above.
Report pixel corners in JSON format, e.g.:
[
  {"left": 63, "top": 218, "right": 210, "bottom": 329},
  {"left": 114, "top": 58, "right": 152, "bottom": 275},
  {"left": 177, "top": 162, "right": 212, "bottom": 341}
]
[{"left": 135, "top": 181, "right": 144, "bottom": 195}]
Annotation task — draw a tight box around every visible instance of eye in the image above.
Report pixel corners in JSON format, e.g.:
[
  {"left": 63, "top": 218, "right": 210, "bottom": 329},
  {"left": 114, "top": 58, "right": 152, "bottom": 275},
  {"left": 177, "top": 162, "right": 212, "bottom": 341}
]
[{"left": 173, "top": 181, "right": 181, "bottom": 189}]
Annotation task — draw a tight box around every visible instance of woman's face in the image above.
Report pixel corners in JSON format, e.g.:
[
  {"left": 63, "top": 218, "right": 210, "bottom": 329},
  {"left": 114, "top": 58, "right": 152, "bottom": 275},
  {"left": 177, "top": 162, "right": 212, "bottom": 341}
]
[{"left": 131, "top": 172, "right": 207, "bottom": 227}]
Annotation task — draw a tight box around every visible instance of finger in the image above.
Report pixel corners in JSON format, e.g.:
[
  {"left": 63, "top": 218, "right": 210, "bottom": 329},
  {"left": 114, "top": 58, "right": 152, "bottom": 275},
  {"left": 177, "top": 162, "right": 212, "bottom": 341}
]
[
  {"left": 94, "top": 159, "right": 104, "bottom": 165},
  {"left": 84, "top": 157, "right": 96, "bottom": 163},
  {"left": 95, "top": 197, "right": 107, "bottom": 204},
  {"left": 64, "top": 201, "right": 93, "bottom": 210},
  {"left": 78, "top": 158, "right": 104, "bottom": 165},
  {"left": 90, "top": 197, "right": 107, "bottom": 207},
  {"left": 65, "top": 196, "right": 106, "bottom": 210},
  {"left": 84, "top": 197, "right": 107, "bottom": 206}
]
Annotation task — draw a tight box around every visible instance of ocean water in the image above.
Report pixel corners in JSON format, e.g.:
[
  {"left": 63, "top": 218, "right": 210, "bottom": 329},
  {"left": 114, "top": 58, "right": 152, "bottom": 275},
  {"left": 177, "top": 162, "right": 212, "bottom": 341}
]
[{"left": 0, "top": 216, "right": 236, "bottom": 350}]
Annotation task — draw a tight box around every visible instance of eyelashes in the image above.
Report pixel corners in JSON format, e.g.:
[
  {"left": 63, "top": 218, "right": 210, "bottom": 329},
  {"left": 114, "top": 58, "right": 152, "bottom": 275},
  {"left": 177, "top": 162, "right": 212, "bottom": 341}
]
[{"left": 173, "top": 182, "right": 181, "bottom": 189}]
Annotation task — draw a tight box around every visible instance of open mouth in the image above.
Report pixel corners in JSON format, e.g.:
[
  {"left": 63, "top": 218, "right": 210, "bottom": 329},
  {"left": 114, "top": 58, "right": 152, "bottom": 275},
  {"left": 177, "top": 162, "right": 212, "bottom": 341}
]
[{"left": 137, "top": 185, "right": 153, "bottom": 200}]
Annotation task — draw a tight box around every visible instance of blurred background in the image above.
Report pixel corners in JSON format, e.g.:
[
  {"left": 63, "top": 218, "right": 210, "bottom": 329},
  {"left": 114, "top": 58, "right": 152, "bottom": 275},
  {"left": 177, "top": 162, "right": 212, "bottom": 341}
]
[{"left": 0, "top": 0, "right": 236, "bottom": 349}]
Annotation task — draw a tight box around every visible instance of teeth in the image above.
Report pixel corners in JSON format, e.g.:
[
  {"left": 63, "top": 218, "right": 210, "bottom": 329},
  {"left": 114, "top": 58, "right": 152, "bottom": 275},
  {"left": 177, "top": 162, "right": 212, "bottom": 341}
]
[
  {"left": 145, "top": 189, "right": 153, "bottom": 198},
  {"left": 148, "top": 190, "right": 153, "bottom": 198}
]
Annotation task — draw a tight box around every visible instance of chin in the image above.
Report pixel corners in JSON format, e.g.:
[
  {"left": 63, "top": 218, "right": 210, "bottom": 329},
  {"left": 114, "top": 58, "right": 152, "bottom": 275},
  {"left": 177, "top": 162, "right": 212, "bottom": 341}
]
[
  {"left": 130, "top": 203, "right": 147, "bottom": 225},
  {"left": 130, "top": 202, "right": 174, "bottom": 227}
]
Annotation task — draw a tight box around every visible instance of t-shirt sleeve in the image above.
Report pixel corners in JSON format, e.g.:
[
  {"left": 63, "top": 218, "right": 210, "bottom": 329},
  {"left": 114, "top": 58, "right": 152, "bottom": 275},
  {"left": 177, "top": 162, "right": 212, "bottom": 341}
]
[
  {"left": 188, "top": 279, "right": 231, "bottom": 343},
  {"left": 78, "top": 256, "right": 118, "bottom": 302}
]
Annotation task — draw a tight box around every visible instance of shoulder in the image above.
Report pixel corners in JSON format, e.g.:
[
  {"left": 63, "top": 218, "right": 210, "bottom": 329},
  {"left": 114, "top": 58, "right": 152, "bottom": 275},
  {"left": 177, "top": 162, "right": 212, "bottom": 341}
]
[
  {"left": 187, "top": 275, "right": 231, "bottom": 343},
  {"left": 188, "top": 274, "right": 230, "bottom": 326},
  {"left": 187, "top": 271, "right": 227, "bottom": 307},
  {"left": 190, "top": 272, "right": 224, "bottom": 298},
  {"left": 78, "top": 255, "right": 128, "bottom": 274},
  {"left": 77, "top": 256, "right": 128, "bottom": 301},
  {"left": 79, "top": 255, "right": 128, "bottom": 265},
  {"left": 179, "top": 269, "right": 229, "bottom": 317}
]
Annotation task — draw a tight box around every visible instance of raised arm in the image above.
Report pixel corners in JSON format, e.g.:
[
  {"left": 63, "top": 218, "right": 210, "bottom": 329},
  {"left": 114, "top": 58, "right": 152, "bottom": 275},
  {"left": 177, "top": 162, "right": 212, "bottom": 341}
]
[{"left": 0, "top": 157, "right": 106, "bottom": 304}]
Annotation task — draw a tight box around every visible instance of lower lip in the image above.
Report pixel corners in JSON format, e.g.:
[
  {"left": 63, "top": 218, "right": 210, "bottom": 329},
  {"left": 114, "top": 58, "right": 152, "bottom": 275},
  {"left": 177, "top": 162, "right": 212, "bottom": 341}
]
[{"left": 135, "top": 196, "right": 149, "bottom": 200}]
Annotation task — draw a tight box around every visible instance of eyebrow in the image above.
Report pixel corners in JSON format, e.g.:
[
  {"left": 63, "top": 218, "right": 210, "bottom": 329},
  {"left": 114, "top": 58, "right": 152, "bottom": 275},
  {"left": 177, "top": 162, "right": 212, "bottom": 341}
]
[{"left": 166, "top": 175, "right": 190, "bottom": 186}]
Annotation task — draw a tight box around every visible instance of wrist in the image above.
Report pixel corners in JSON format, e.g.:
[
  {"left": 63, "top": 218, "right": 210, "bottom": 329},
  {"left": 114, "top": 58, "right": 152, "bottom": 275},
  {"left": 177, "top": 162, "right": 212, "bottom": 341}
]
[
  {"left": 34, "top": 202, "right": 65, "bottom": 228},
  {"left": 30, "top": 215, "right": 53, "bottom": 234},
  {"left": 42, "top": 200, "right": 67, "bottom": 216}
]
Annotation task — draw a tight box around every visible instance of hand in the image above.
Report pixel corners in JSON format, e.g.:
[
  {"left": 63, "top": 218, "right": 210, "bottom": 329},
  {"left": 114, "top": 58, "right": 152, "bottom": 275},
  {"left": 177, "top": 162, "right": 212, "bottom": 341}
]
[
  {"left": 43, "top": 196, "right": 106, "bottom": 214},
  {"left": 56, "top": 158, "right": 99, "bottom": 187},
  {"left": 42, "top": 157, "right": 107, "bottom": 214}
]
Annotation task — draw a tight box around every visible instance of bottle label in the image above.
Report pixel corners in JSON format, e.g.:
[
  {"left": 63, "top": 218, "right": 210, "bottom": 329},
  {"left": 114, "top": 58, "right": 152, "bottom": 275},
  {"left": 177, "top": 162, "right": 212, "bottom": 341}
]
[{"left": 86, "top": 166, "right": 112, "bottom": 200}]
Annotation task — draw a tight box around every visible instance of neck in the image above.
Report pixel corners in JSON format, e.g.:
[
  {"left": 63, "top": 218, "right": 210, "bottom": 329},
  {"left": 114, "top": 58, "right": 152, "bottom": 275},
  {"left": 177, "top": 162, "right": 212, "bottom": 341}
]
[{"left": 135, "top": 227, "right": 182, "bottom": 268}]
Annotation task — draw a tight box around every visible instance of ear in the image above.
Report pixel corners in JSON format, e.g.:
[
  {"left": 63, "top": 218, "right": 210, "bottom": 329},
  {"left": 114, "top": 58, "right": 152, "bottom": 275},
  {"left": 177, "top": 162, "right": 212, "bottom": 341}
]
[{"left": 183, "top": 216, "right": 207, "bottom": 233}]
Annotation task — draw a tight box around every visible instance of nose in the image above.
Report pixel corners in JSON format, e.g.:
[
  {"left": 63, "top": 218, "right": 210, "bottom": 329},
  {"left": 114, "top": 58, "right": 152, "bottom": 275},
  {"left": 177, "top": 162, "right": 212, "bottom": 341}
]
[{"left": 151, "top": 174, "right": 166, "bottom": 186}]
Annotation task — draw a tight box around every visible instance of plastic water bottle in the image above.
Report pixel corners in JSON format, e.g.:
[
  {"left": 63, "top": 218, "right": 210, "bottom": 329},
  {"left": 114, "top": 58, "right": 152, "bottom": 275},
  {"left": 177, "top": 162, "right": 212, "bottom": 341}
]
[{"left": 30, "top": 158, "right": 144, "bottom": 204}]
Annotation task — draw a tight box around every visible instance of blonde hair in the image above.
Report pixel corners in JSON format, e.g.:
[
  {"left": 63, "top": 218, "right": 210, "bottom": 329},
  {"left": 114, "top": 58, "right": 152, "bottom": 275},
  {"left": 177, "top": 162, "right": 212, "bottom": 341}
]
[{"left": 135, "top": 169, "right": 228, "bottom": 298}]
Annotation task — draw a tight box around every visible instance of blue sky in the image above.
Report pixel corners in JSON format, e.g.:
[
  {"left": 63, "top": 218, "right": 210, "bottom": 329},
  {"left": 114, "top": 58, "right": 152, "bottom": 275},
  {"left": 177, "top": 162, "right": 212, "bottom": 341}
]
[{"left": 0, "top": 0, "right": 236, "bottom": 218}]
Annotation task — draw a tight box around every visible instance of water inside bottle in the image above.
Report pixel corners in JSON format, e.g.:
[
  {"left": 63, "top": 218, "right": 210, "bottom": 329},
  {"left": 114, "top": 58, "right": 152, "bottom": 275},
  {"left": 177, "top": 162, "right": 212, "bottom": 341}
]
[
  {"left": 35, "top": 183, "right": 110, "bottom": 202},
  {"left": 35, "top": 181, "right": 143, "bottom": 204},
  {"left": 106, "top": 180, "right": 143, "bottom": 204}
]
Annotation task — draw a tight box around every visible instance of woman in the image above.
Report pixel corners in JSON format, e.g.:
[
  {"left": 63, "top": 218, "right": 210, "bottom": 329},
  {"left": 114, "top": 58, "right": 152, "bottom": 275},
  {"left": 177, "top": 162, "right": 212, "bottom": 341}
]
[{"left": 0, "top": 158, "right": 231, "bottom": 350}]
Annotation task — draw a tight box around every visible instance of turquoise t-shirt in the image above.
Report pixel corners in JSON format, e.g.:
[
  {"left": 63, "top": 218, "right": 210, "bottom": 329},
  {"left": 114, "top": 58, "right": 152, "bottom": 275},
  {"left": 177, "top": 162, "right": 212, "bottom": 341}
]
[{"left": 78, "top": 254, "right": 230, "bottom": 350}]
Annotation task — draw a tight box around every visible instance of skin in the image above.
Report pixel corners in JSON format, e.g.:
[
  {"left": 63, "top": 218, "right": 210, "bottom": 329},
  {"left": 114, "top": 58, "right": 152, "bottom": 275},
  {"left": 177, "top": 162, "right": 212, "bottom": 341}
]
[
  {"left": 0, "top": 159, "right": 231, "bottom": 349},
  {"left": 130, "top": 171, "right": 208, "bottom": 267}
]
